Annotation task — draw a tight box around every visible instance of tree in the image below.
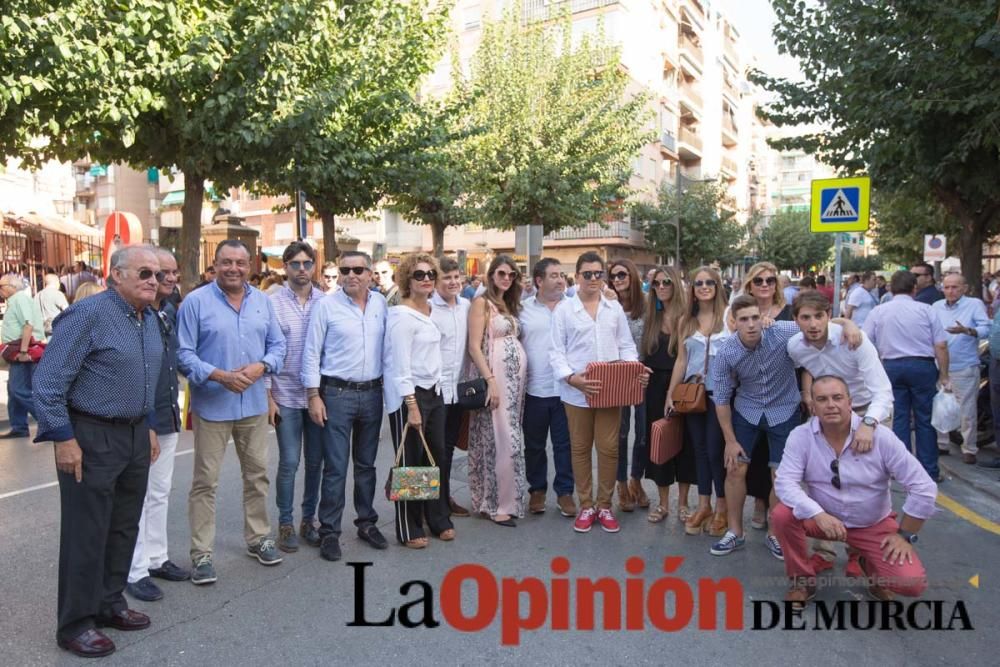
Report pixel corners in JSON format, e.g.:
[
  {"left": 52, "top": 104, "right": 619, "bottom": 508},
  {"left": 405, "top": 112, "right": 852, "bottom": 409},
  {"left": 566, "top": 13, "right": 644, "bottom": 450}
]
[
  {"left": 631, "top": 180, "right": 744, "bottom": 270},
  {"left": 758, "top": 209, "right": 833, "bottom": 273},
  {"left": 462, "top": 4, "right": 653, "bottom": 234},
  {"left": 755, "top": 1, "right": 1000, "bottom": 289},
  {"left": 870, "top": 185, "right": 955, "bottom": 268},
  {"left": 841, "top": 253, "right": 885, "bottom": 274}
]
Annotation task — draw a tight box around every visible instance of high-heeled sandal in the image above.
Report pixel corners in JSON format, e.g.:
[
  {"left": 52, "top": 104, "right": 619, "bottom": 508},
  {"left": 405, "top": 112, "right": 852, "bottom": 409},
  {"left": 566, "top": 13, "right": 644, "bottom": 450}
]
[
  {"left": 684, "top": 507, "right": 713, "bottom": 535},
  {"left": 708, "top": 511, "right": 728, "bottom": 537},
  {"left": 628, "top": 478, "right": 650, "bottom": 508},
  {"left": 647, "top": 505, "right": 668, "bottom": 523},
  {"left": 617, "top": 481, "right": 635, "bottom": 512},
  {"left": 677, "top": 505, "right": 692, "bottom": 523}
]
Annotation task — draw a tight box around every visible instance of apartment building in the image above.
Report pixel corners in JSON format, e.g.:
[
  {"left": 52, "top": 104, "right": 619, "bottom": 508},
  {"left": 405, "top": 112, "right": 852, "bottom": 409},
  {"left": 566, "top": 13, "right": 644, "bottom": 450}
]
[{"left": 71, "top": 159, "right": 163, "bottom": 240}]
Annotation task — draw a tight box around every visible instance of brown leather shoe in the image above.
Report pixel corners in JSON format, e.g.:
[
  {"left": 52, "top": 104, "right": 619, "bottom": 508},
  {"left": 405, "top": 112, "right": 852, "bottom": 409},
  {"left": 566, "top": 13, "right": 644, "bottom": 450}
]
[
  {"left": 449, "top": 497, "right": 470, "bottom": 517},
  {"left": 529, "top": 490, "right": 546, "bottom": 514},
  {"left": 556, "top": 495, "right": 577, "bottom": 517},
  {"left": 617, "top": 481, "right": 635, "bottom": 512},
  {"left": 786, "top": 582, "right": 817, "bottom": 610},
  {"left": 57, "top": 628, "right": 116, "bottom": 657},
  {"left": 96, "top": 608, "right": 150, "bottom": 632},
  {"left": 962, "top": 452, "right": 977, "bottom": 465}
]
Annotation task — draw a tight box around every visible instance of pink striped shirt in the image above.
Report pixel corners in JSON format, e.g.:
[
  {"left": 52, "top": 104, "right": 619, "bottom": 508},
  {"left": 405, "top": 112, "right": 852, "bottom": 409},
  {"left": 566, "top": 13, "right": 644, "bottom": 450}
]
[{"left": 267, "top": 285, "right": 326, "bottom": 409}]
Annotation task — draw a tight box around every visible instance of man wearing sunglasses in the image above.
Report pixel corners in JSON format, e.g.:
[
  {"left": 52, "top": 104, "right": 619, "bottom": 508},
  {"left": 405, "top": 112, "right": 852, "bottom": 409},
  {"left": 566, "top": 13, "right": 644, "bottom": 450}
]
[
  {"left": 33, "top": 245, "right": 165, "bottom": 657},
  {"left": 178, "top": 240, "right": 287, "bottom": 584},
  {"left": 321, "top": 261, "right": 339, "bottom": 295},
  {"left": 772, "top": 375, "right": 936, "bottom": 607},
  {"left": 266, "top": 242, "right": 327, "bottom": 553},
  {"left": 302, "top": 251, "right": 389, "bottom": 562},
  {"left": 374, "top": 260, "right": 400, "bottom": 306},
  {"left": 911, "top": 262, "right": 944, "bottom": 306}
]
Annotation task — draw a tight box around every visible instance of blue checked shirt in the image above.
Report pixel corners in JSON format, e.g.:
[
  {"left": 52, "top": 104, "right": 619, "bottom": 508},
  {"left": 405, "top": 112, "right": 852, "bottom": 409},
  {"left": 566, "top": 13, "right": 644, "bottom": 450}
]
[
  {"left": 711, "top": 321, "right": 801, "bottom": 425},
  {"left": 33, "top": 288, "right": 162, "bottom": 442}
]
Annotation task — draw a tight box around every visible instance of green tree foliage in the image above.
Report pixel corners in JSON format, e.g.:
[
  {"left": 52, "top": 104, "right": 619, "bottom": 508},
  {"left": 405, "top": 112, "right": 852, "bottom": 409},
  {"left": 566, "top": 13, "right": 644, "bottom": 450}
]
[
  {"left": 631, "top": 180, "right": 744, "bottom": 269},
  {"left": 840, "top": 253, "right": 885, "bottom": 274},
  {"left": 870, "top": 185, "right": 955, "bottom": 268},
  {"left": 758, "top": 209, "right": 833, "bottom": 273},
  {"left": 755, "top": 1, "right": 1000, "bottom": 288},
  {"left": 464, "top": 4, "right": 653, "bottom": 233}
]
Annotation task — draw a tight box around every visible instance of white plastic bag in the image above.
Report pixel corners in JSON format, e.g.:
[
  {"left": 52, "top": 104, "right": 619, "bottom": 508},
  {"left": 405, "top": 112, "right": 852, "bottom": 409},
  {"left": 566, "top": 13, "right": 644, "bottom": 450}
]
[{"left": 931, "top": 390, "right": 961, "bottom": 433}]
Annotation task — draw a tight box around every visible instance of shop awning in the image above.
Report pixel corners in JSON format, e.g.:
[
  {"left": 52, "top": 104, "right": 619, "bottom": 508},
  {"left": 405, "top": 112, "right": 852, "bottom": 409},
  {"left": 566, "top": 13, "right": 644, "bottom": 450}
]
[{"left": 20, "top": 212, "right": 102, "bottom": 238}]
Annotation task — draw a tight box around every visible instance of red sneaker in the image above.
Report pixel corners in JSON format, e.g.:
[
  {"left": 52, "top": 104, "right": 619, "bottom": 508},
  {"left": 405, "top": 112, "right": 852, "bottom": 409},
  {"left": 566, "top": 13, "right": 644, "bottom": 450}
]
[
  {"left": 809, "top": 552, "right": 835, "bottom": 573},
  {"left": 574, "top": 507, "right": 597, "bottom": 533},
  {"left": 845, "top": 550, "right": 863, "bottom": 578},
  {"left": 597, "top": 508, "right": 621, "bottom": 533}
]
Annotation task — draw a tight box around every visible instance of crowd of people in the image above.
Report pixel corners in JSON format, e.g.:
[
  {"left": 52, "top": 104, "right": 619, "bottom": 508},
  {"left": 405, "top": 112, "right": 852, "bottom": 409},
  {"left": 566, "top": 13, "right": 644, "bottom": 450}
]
[{"left": 4, "top": 241, "right": 996, "bottom": 657}]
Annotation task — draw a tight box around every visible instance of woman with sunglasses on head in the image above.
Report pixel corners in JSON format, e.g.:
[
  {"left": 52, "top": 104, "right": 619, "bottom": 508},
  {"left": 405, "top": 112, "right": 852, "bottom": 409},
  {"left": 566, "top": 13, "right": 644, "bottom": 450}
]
[
  {"left": 384, "top": 253, "right": 454, "bottom": 548},
  {"left": 640, "top": 265, "right": 694, "bottom": 523},
  {"left": 466, "top": 254, "right": 527, "bottom": 526},
  {"left": 728, "top": 261, "right": 792, "bottom": 533},
  {"left": 607, "top": 259, "right": 651, "bottom": 513},
  {"left": 666, "top": 266, "right": 730, "bottom": 537}
]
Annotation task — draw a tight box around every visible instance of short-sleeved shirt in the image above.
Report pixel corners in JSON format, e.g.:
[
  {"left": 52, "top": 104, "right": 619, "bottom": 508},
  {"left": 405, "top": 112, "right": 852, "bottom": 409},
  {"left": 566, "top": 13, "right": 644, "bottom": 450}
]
[{"left": 1, "top": 290, "right": 45, "bottom": 343}]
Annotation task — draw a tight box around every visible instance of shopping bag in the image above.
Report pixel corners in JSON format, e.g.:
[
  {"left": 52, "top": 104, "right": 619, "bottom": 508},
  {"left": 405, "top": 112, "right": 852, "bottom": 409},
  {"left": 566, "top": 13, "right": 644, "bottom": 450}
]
[{"left": 931, "top": 389, "right": 961, "bottom": 433}]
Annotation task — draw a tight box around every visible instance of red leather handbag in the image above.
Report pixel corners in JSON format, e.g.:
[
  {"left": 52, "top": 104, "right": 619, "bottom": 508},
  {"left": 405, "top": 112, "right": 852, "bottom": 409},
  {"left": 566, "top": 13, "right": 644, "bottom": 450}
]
[
  {"left": 584, "top": 361, "right": 645, "bottom": 408},
  {"left": 0, "top": 337, "right": 45, "bottom": 362},
  {"left": 649, "top": 413, "right": 684, "bottom": 465}
]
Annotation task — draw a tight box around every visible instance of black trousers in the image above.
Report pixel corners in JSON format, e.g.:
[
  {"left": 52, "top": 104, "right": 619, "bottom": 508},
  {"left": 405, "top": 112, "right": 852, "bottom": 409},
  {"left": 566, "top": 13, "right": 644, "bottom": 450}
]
[
  {"left": 57, "top": 417, "right": 149, "bottom": 640},
  {"left": 441, "top": 403, "right": 464, "bottom": 509},
  {"left": 387, "top": 388, "right": 452, "bottom": 542}
]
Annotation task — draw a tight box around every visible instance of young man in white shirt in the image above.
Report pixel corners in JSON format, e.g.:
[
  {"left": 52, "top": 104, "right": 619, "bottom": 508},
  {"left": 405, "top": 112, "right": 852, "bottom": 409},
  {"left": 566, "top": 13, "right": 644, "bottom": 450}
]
[
  {"left": 519, "top": 258, "right": 575, "bottom": 517},
  {"left": 551, "top": 252, "right": 648, "bottom": 534}
]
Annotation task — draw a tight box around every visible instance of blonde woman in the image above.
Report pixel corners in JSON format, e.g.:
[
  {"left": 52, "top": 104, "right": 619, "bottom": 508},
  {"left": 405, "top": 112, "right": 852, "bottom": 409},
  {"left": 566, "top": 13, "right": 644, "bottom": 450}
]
[
  {"left": 640, "top": 265, "right": 692, "bottom": 522},
  {"left": 72, "top": 281, "right": 106, "bottom": 302},
  {"left": 666, "top": 267, "right": 729, "bottom": 536}
]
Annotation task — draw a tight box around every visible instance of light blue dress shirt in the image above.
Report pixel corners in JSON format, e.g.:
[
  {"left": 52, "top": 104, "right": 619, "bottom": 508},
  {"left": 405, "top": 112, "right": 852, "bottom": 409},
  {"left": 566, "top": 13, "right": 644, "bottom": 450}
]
[
  {"left": 931, "top": 296, "right": 990, "bottom": 371},
  {"left": 177, "top": 282, "right": 286, "bottom": 422},
  {"left": 300, "top": 288, "right": 387, "bottom": 389}
]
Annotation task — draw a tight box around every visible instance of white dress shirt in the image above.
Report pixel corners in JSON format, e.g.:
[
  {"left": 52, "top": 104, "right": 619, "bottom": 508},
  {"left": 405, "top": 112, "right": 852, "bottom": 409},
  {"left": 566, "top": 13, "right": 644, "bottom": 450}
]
[
  {"left": 786, "top": 322, "right": 893, "bottom": 423},
  {"left": 518, "top": 294, "right": 564, "bottom": 398},
  {"left": 300, "top": 288, "right": 387, "bottom": 389},
  {"left": 550, "top": 293, "right": 638, "bottom": 408},
  {"left": 383, "top": 306, "right": 443, "bottom": 413},
  {"left": 430, "top": 291, "right": 470, "bottom": 405}
]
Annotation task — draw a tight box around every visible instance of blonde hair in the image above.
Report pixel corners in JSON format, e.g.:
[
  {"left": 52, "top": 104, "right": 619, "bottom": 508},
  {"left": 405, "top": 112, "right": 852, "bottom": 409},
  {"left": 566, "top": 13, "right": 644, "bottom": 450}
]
[
  {"left": 675, "top": 266, "right": 727, "bottom": 352},
  {"left": 741, "top": 261, "right": 784, "bottom": 310},
  {"left": 642, "top": 266, "right": 686, "bottom": 357},
  {"left": 396, "top": 253, "right": 439, "bottom": 299},
  {"left": 74, "top": 282, "right": 106, "bottom": 302}
]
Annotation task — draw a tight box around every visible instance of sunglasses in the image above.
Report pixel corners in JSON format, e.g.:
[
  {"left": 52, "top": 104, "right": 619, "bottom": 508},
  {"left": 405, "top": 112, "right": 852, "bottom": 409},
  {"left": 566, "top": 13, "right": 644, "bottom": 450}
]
[
  {"left": 651, "top": 278, "right": 672, "bottom": 288},
  {"left": 494, "top": 269, "right": 519, "bottom": 280},
  {"left": 135, "top": 268, "right": 166, "bottom": 282},
  {"left": 610, "top": 271, "right": 629, "bottom": 281},
  {"left": 752, "top": 276, "right": 778, "bottom": 286},
  {"left": 580, "top": 270, "right": 604, "bottom": 281},
  {"left": 412, "top": 269, "right": 438, "bottom": 282},
  {"left": 323, "top": 273, "right": 337, "bottom": 280},
  {"left": 693, "top": 279, "right": 717, "bottom": 288},
  {"left": 830, "top": 459, "right": 841, "bottom": 490},
  {"left": 339, "top": 266, "right": 368, "bottom": 276},
  {"left": 288, "top": 260, "right": 315, "bottom": 272}
]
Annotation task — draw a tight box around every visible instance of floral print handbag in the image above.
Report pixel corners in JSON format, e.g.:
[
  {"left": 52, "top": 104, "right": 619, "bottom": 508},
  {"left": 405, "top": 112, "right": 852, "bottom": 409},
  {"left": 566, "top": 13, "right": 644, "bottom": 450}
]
[{"left": 389, "top": 424, "right": 441, "bottom": 502}]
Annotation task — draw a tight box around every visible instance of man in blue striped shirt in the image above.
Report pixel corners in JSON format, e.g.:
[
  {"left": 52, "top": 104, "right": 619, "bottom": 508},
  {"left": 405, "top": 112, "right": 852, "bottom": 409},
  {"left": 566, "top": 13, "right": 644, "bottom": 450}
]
[{"left": 178, "top": 240, "right": 286, "bottom": 584}]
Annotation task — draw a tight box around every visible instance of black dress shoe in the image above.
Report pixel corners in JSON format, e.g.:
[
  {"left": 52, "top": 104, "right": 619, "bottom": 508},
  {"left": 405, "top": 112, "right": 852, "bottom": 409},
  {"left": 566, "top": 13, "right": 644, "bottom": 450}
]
[
  {"left": 320, "top": 536, "right": 342, "bottom": 562},
  {"left": 0, "top": 430, "right": 29, "bottom": 439},
  {"left": 492, "top": 517, "right": 517, "bottom": 527},
  {"left": 126, "top": 576, "right": 163, "bottom": 602},
  {"left": 57, "top": 628, "right": 115, "bottom": 658},
  {"left": 149, "top": 560, "right": 190, "bottom": 582},
  {"left": 977, "top": 457, "right": 1000, "bottom": 469},
  {"left": 96, "top": 608, "right": 150, "bottom": 631},
  {"left": 357, "top": 525, "right": 388, "bottom": 550}
]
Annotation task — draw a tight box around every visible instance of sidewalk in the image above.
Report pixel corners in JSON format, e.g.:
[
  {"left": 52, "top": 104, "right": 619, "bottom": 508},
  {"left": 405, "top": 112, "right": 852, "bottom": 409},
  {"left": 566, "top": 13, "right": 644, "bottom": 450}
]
[{"left": 939, "top": 437, "right": 1000, "bottom": 501}]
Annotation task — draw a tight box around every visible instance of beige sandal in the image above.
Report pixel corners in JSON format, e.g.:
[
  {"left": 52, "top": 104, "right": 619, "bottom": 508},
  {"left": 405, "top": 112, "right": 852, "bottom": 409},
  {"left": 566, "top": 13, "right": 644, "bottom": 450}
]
[
  {"left": 647, "top": 505, "right": 668, "bottom": 523},
  {"left": 404, "top": 537, "right": 429, "bottom": 549},
  {"left": 438, "top": 529, "right": 456, "bottom": 541}
]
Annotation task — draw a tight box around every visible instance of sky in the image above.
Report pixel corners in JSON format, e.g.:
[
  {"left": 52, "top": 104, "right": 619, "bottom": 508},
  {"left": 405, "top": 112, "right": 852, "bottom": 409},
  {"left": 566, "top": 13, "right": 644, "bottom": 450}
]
[{"left": 717, "top": 0, "right": 804, "bottom": 81}]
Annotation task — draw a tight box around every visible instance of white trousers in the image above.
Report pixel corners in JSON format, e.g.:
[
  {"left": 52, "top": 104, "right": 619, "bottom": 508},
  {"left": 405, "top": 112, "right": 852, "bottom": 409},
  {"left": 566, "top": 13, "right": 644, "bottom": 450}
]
[
  {"left": 936, "top": 365, "right": 980, "bottom": 455},
  {"left": 128, "top": 432, "right": 179, "bottom": 583}
]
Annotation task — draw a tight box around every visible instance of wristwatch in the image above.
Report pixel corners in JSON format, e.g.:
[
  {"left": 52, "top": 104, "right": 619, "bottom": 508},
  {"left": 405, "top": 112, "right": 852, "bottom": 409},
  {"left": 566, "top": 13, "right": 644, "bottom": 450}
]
[
  {"left": 897, "top": 529, "right": 919, "bottom": 544},
  {"left": 861, "top": 415, "right": 877, "bottom": 428},
  {"left": 261, "top": 360, "right": 273, "bottom": 374}
]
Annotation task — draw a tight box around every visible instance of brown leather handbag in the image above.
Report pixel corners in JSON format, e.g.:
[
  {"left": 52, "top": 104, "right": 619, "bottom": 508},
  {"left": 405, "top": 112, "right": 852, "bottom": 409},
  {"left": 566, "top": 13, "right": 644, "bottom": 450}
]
[{"left": 670, "top": 335, "right": 711, "bottom": 414}]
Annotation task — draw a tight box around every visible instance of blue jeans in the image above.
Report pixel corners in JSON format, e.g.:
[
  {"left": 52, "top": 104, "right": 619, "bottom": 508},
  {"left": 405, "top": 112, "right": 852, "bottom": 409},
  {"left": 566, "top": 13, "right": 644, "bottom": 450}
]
[
  {"left": 522, "top": 394, "right": 574, "bottom": 497},
  {"left": 617, "top": 402, "right": 648, "bottom": 481},
  {"left": 274, "top": 405, "right": 324, "bottom": 526},
  {"left": 884, "top": 357, "right": 939, "bottom": 479},
  {"left": 7, "top": 361, "right": 36, "bottom": 433},
  {"left": 686, "top": 400, "right": 725, "bottom": 497},
  {"left": 317, "top": 386, "right": 383, "bottom": 539}
]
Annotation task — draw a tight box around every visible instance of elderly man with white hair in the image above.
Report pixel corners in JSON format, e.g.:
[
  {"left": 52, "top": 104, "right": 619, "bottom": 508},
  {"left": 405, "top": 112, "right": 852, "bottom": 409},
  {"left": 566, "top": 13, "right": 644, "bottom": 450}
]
[{"left": 35, "top": 272, "right": 70, "bottom": 337}]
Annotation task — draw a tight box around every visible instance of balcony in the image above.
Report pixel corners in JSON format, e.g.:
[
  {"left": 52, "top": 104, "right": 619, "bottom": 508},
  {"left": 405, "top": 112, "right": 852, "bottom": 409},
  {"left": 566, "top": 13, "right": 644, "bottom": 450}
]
[
  {"left": 75, "top": 173, "right": 95, "bottom": 198},
  {"left": 678, "top": 125, "right": 702, "bottom": 159},
  {"left": 721, "top": 116, "right": 738, "bottom": 146},
  {"left": 679, "top": 81, "right": 703, "bottom": 116},
  {"left": 678, "top": 33, "right": 703, "bottom": 74},
  {"left": 523, "top": 0, "right": 619, "bottom": 22},
  {"left": 723, "top": 38, "right": 739, "bottom": 68},
  {"left": 545, "top": 220, "right": 637, "bottom": 242},
  {"left": 660, "top": 130, "right": 678, "bottom": 158},
  {"left": 721, "top": 155, "right": 738, "bottom": 179}
]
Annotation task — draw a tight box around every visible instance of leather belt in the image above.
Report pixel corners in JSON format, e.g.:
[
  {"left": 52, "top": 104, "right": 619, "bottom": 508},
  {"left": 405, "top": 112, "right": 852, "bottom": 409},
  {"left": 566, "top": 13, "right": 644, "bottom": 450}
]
[
  {"left": 322, "top": 376, "right": 383, "bottom": 391},
  {"left": 70, "top": 409, "right": 146, "bottom": 426}
]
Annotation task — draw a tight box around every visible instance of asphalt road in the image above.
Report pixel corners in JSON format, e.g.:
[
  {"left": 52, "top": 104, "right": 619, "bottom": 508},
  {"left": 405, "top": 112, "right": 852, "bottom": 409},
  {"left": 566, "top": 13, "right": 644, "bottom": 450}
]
[{"left": 1, "top": 419, "right": 998, "bottom": 666}]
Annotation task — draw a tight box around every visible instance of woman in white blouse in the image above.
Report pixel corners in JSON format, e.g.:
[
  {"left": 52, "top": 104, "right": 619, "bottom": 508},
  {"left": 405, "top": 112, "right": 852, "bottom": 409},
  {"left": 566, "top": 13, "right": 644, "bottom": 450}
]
[{"left": 383, "top": 253, "right": 454, "bottom": 548}]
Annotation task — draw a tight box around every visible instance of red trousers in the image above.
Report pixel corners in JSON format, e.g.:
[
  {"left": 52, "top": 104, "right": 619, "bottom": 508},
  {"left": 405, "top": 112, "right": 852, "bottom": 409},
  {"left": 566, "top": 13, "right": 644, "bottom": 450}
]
[{"left": 771, "top": 503, "right": 927, "bottom": 597}]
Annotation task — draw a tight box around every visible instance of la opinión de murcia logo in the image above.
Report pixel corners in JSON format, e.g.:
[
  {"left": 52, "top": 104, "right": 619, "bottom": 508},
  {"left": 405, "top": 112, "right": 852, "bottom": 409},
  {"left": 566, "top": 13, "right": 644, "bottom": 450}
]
[{"left": 346, "top": 558, "right": 973, "bottom": 644}]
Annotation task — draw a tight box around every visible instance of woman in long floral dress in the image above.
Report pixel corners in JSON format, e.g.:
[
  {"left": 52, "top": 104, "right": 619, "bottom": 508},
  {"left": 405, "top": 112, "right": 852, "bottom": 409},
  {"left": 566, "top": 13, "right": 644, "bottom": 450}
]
[{"left": 467, "top": 254, "right": 527, "bottom": 526}]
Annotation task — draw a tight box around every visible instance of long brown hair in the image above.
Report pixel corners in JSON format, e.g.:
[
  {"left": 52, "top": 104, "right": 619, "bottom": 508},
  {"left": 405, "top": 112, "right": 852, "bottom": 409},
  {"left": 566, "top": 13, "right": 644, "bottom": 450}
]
[
  {"left": 642, "top": 265, "right": 686, "bottom": 358},
  {"left": 485, "top": 254, "right": 522, "bottom": 317},
  {"left": 608, "top": 258, "right": 644, "bottom": 321},
  {"left": 674, "top": 266, "right": 727, "bottom": 354}
]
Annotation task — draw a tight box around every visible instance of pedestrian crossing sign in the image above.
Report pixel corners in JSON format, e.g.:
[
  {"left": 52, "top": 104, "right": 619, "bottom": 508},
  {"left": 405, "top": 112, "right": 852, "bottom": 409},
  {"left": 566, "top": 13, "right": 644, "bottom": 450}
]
[{"left": 810, "top": 176, "right": 871, "bottom": 232}]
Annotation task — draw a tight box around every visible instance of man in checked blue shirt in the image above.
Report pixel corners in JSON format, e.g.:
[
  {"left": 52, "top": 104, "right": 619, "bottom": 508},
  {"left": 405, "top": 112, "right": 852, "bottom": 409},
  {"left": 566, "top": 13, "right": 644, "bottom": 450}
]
[
  {"left": 710, "top": 294, "right": 862, "bottom": 559},
  {"left": 178, "top": 240, "right": 286, "bottom": 584},
  {"left": 34, "top": 245, "right": 163, "bottom": 658}
]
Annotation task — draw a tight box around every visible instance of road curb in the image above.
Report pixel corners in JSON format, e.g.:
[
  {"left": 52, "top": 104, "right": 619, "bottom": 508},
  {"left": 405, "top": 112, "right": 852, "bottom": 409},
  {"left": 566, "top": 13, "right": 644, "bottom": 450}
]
[{"left": 940, "top": 457, "right": 1000, "bottom": 502}]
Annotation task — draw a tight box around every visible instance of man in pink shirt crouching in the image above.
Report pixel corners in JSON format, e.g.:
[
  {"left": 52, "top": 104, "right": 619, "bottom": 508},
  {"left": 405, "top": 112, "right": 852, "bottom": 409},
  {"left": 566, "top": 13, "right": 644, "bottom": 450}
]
[{"left": 772, "top": 374, "right": 937, "bottom": 606}]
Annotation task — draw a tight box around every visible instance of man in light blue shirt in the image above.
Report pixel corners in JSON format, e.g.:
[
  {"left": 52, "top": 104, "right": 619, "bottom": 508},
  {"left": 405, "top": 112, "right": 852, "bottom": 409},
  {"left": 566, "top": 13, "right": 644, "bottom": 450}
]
[
  {"left": 932, "top": 273, "right": 990, "bottom": 464},
  {"left": 301, "top": 250, "right": 388, "bottom": 561},
  {"left": 178, "top": 240, "right": 286, "bottom": 583}
]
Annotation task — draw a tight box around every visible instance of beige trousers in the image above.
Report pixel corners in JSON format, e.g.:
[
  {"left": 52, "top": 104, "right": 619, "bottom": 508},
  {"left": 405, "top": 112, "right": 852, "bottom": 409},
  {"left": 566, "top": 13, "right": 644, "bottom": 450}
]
[{"left": 564, "top": 404, "right": 621, "bottom": 510}]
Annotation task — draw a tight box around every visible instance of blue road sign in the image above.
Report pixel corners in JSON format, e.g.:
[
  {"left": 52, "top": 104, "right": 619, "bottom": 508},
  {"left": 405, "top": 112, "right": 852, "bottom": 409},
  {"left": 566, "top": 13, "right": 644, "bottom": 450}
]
[{"left": 819, "top": 187, "right": 861, "bottom": 223}]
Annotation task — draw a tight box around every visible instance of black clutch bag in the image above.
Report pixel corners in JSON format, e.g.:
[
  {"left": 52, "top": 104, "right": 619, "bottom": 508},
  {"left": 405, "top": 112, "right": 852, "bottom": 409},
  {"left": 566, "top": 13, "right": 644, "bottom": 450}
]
[{"left": 457, "top": 378, "right": 488, "bottom": 410}]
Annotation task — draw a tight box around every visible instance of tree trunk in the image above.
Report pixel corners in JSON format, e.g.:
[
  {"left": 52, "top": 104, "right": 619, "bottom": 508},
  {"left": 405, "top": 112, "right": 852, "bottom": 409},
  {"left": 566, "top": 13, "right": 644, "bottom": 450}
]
[
  {"left": 958, "top": 219, "right": 984, "bottom": 295},
  {"left": 431, "top": 219, "right": 445, "bottom": 259},
  {"left": 319, "top": 207, "right": 338, "bottom": 262},
  {"left": 180, "top": 174, "right": 205, "bottom": 294}
]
